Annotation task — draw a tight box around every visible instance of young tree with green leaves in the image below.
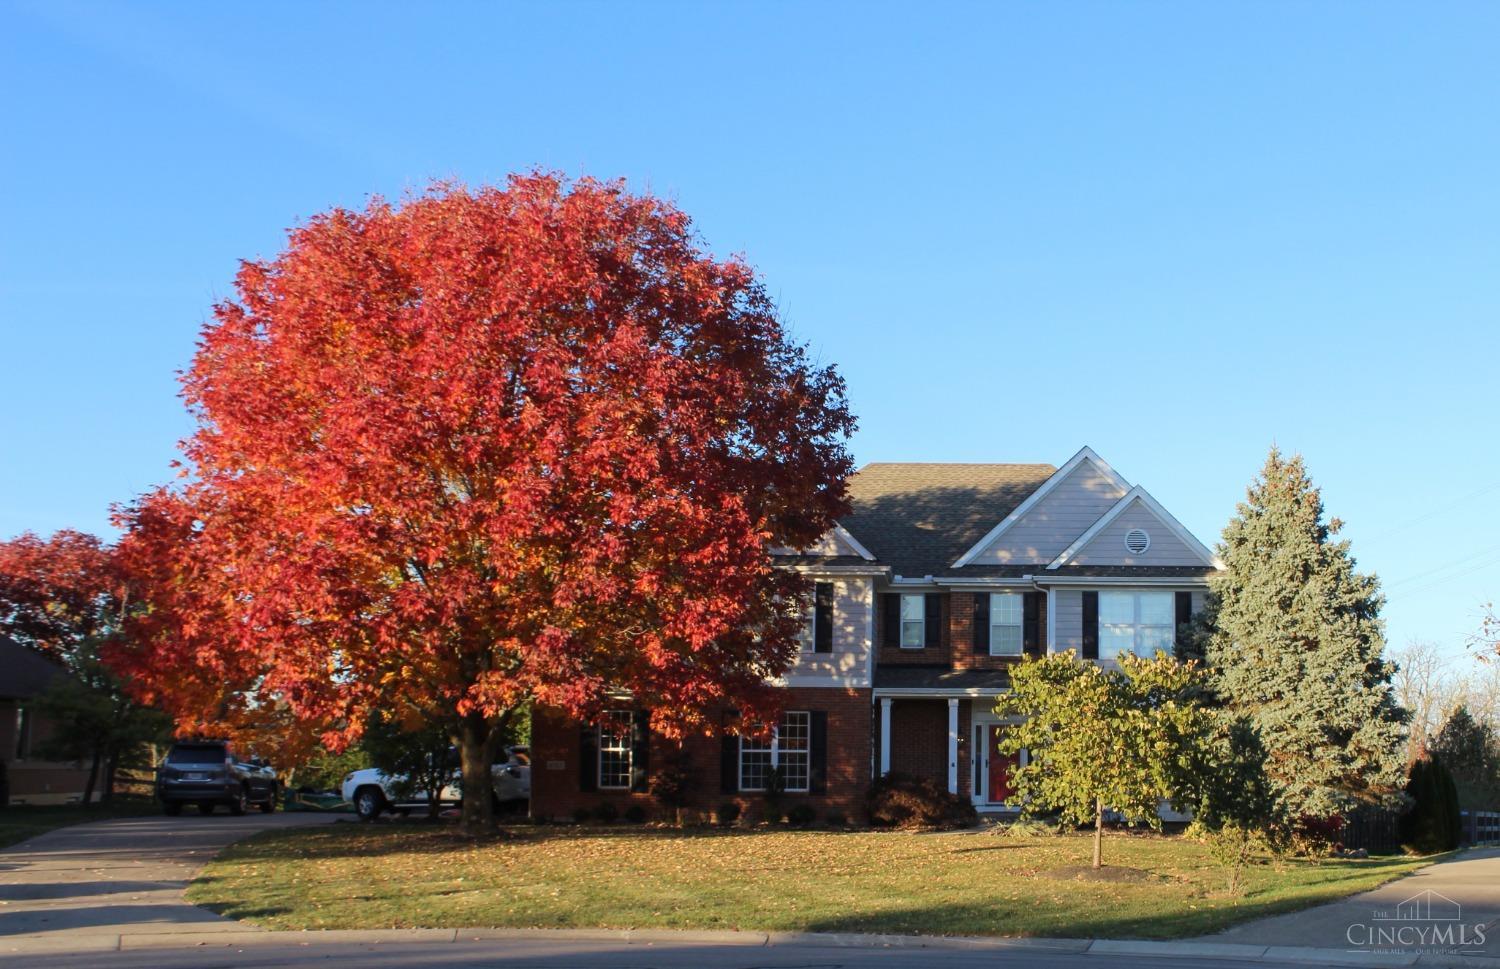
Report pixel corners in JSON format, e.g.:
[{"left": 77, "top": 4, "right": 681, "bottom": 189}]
[
  {"left": 995, "top": 651, "right": 1211, "bottom": 868},
  {"left": 1193, "top": 449, "right": 1406, "bottom": 819}
]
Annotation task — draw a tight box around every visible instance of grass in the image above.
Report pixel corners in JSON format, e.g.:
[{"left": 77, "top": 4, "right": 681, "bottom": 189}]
[
  {"left": 188, "top": 824, "right": 1433, "bottom": 940},
  {"left": 0, "top": 797, "right": 158, "bottom": 849}
]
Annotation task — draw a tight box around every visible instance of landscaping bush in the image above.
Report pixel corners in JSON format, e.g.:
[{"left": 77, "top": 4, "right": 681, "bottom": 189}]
[
  {"left": 593, "top": 802, "right": 619, "bottom": 824},
  {"left": 571, "top": 806, "right": 591, "bottom": 824},
  {"left": 623, "top": 804, "right": 647, "bottom": 824},
  {"left": 996, "top": 817, "right": 1056, "bottom": 839},
  {"left": 715, "top": 801, "right": 741, "bottom": 827},
  {"left": 787, "top": 804, "right": 816, "bottom": 827},
  {"left": 1289, "top": 814, "right": 1345, "bottom": 858},
  {"left": 1399, "top": 756, "right": 1461, "bottom": 854},
  {"left": 865, "top": 773, "right": 978, "bottom": 830},
  {"left": 649, "top": 749, "right": 696, "bottom": 824},
  {"left": 756, "top": 804, "right": 785, "bottom": 826},
  {"left": 824, "top": 809, "right": 848, "bottom": 828}
]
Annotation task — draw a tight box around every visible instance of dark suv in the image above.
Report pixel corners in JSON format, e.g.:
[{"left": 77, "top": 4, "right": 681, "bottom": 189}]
[{"left": 156, "top": 740, "right": 278, "bottom": 816}]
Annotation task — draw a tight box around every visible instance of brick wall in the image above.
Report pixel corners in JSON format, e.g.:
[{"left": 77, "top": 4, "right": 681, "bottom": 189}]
[
  {"left": 882, "top": 699, "right": 947, "bottom": 785},
  {"left": 531, "top": 687, "right": 872, "bottom": 822},
  {"left": 949, "top": 591, "right": 1048, "bottom": 671}
]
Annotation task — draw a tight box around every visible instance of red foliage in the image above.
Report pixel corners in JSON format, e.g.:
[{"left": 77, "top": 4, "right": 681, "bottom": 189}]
[
  {"left": 113, "top": 174, "right": 854, "bottom": 814},
  {"left": 0, "top": 530, "right": 121, "bottom": 661}
]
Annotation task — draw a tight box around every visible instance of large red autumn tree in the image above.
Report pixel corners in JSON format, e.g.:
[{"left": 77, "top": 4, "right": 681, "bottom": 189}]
[{"left": 115, "top": 173, "right": 854, "bottom": 831}]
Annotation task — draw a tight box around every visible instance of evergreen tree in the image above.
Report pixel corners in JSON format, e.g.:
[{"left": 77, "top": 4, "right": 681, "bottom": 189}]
[
  {"left": 1399, "top": 756, "right": 1461, "bottom": 853},
  {"left": 1199, "top": 448, "right": 1406, "bottom": 818},
  {"left": 1431, "top": 706, "right": 1500, "bottom": 809}
]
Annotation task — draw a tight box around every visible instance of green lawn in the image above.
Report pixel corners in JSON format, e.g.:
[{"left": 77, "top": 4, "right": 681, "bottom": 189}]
[
  {"left": 0, "top": 798, "right": 158, "bottom": 850},
  {"left": 188, "top": 824, "right": 1432, "bottom": 939}
]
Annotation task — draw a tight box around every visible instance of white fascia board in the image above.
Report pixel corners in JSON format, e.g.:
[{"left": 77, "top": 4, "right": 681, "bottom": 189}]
[
  {"left": 776, "top": 564, "right": 890, "bottom": 577},
  {"left": 782, "top": 675, "right": 872, "bottom": 688},
  {"left": 1036, "top": 575, "right": 1213, "bottom": 587},
  {"left": 1045, "top": 485, "right": 1219, "bottom": 570},
  {"left": 872, "top": 687, "right": 1011, "bottom": 699},
  {"left": 950, "top": 446, "right": 1131, "bottom": 569},
  {"left": 831, "top": 523, "right": 878, "bottom": 561},
  {"left": 933, "top": 577, "right": 1039, "bottom": 589}
]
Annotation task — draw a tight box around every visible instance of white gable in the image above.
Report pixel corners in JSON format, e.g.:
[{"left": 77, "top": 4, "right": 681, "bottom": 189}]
[
  {"left": 954, "top": 447, "right": 1129, "bottom": 567},
  {"left": 774, "top": 523, "right": 876, "bottom": 560},
  {"left": 1048, "top": 487, "right": 1217, "bottom": 569}
]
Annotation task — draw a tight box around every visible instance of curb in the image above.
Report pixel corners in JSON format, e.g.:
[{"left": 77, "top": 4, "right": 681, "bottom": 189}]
[{"left": 3, "top": 925, "right": 1498, "bottom": 967}]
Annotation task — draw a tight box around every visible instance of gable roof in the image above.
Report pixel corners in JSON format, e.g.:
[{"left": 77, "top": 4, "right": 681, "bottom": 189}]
[
  {"left": 839, "top": 462, "right": 1057, "bottom": 578},
  {"left": 1047, "top": 485, "right": 1219, "bottom": 570},
  {"left": 950, "top": 446, "right": 1129, "bottom": 568},
  {"left": 0, "top": 635, "right": 69, "bottom": 701}
]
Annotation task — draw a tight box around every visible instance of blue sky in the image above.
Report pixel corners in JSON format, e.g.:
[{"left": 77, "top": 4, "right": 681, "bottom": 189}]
[{"left": 3, "top": 2, "right": 1497, "bottom": 660}]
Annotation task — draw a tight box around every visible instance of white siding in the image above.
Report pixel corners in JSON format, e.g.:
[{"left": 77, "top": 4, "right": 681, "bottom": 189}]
[
  {"left": 968, "top": 461, "right": 1128, "bottom": 565},
  {"left": 775, "top": 528, "right": 863, "bottom": 558},
  {"left": 784, "top": 576, "right": 874, "bottom": 687},
  {"left": 1067, "top": 498, "right": 1210, "bottom": 567}
]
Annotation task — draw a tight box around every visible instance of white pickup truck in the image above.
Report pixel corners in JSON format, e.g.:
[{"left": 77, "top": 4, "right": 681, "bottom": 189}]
[{"left": 340, "top": 746, "right": 530, "bottom": 820}]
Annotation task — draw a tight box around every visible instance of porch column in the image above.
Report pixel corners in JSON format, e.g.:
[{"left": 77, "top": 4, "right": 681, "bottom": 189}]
[
  {"left": 947, "top": 698, "right": 959, "bottom": 794},
  {"left": 879, "top": 697, "right": 893, "bottom": 776}
]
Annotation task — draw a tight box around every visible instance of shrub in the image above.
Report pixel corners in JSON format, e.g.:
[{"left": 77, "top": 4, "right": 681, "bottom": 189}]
[
  {"left": 623, "top": 804, "right": 647, "bottom": 824},
  {"left": 824, "top": 809, "right": 848, "bottom": 828},
  {"left": 996, "top": 817, "right": 1056, "bottom": 839},
  {"left": 787, "top": 804, "right": 816, "bottom": 827},
  {"left": 715, "top": 801, "right": 741, "bottom": 827},
  {"left": 571, "top": 806, "right": 591, "bottom": 824},
  {"left": 1289, "top": 814, "right": 1345, "bottom": 858},
  {"left": 649, "top": 748, "right": 696, "bottom": 824},
  {"left": 593, "top": 802, "right": 619, "bottom": 824},
  {"left": 1400, "top": 756, "right": 1462, "bottom": 854},
  {"left": 756, "top": 804, "right": 785, "bottom": 826},
  {"left": 865, "top": 773, "right": 978, "bottom": 830}
]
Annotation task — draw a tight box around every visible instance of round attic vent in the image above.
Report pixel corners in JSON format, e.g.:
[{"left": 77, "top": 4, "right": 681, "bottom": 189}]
[{"left": 1124, "top": 528, "right": 1151, "bottom": 555}]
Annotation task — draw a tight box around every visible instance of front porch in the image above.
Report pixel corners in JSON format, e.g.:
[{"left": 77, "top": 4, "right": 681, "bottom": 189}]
[{"left": 873, "top": 670, "right": 1022, "bottom": 813}]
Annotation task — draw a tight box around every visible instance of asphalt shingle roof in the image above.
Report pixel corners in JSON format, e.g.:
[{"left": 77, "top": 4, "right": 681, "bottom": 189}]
[
  {"left": 839, "top": 463, "right": 1056, "bottom": 578},
  {"left": 0, "top": 635, "right": 68, "bottom": 700}
]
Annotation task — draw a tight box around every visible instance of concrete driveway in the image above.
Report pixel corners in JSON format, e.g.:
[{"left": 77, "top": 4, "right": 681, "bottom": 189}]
[{"left": 0, "top": 810, "right": 338, "bottom": 950}]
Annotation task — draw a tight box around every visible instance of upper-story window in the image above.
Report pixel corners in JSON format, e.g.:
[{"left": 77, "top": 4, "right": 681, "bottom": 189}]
[
  {"left": 597, "top": 710, "right": 634, "bottom": 790},
  {"left": 795, "top": 596, "right": 815, "bottom": 653},
  {"left": 989, "top": 592, "right": 1024, "bottom": 656},
  {"left": 900, "top": 593, "right": 925, "bottom": 648},
  {"left": 1099, "top": 590, "right": 1174, "bottom": 659}
]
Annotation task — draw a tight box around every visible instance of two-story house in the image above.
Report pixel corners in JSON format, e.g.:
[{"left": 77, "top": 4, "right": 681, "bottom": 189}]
[{"left": 529, "top": 447, "right": 1219, "bottom": 820}]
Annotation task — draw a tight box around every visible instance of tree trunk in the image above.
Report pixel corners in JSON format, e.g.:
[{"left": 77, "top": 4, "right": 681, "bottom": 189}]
[
  {"left": 1093, "top": 797, "right": 1104, "bottom": 869},
  {"left": 82, "top": 746, "right": 102, "bottom": 806},
  {"left": 458, "top": 714, "right": 495, "bottom": 836}
]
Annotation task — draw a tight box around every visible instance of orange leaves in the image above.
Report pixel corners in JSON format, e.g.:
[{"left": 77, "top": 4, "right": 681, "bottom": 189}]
[{"left": 117, "top": 172, "right": 853, "bottom": 756}]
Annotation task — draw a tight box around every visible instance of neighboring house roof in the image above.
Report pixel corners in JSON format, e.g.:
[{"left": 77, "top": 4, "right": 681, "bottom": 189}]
[
  {"left": 0, "top": 635, "right": 68, "bottom": 701},
  {"left": 839, "top": 462, "right": 1057, "bottom": 578}
]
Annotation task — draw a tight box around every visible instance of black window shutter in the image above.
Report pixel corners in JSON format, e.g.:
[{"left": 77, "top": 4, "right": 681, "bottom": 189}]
[
  {"left": 809, "top": 711, "right": 828, "bottom": 794},
  {"left": 973, "top": 594, "right": 990, "bottom": 654},
  {"left": 814, "top": 582, "right": 834, "bottom": 653},
  {"left": 924, "top": 593, "right": 941, "bottom": 649},
  {"left": 579, "top": 724, "right": 598, "bottom": 792},
  {"left": 1081, "top": 591, "right": 1099, "bottom": 660},
  {"left": 1023, "top": 591, "right": 1042, "bottom": 657},
  {"left": 630, "top": 710, "right": 651, "bottom": 792},
  {"left": 1175, "top": 591, "right": 1192, "bottom": 631},
  {"left": 720, "top": 710, "right": 740, "bottom": 794},
  {"left": 881, "top": 593, "right": 901, "bottom": 648}
]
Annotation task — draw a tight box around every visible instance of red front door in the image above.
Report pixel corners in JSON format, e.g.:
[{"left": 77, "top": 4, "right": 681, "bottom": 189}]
[{"left": 988, "top": 725, "right": 1019, "bottom": 803}]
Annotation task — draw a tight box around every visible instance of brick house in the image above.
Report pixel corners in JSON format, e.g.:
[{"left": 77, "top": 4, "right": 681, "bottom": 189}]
[
  {"left": 0, "top": 635, "right": 95, "bottom": 805},
  {"left": 529, "top": 447, "right": 1219, "bottom": 821}
]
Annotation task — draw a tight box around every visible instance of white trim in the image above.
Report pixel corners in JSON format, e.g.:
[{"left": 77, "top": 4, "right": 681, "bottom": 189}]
[
  {"left": 782, "top": 674, "right": 871, "bottom": 688},
  {"left": 933, "top": 578, "right": 1037, "bottom": 589},
  {"left": 1046, "top": 585, "right": 1057, "bottom": 652},
  {"left": 878, "top": 698, "right": 893, "bottom": 776},
  {"left": 946, "top": 699, "right": 959, "bottom": 795},
  {"left": 777, "top": 564, "right": 889, "bottom": 577},
  {"left": 873, "top": 687, "right": 1010, "bottom": 699},
  {"left": 831, "top": 523, "right": 878, "bottom": 562},
  {"left": 951, "top": 447, "right": 1131, "bottom": 568},
  {"left": 1046, "top": 486, "right": 1219, "bottom": 570},
  {"left": 1037, "top": 575, "right": 1212, "bottom": 587}
]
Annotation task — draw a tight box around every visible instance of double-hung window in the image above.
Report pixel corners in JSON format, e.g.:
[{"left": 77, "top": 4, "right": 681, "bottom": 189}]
[
  {"left": 739, "top": 711, "right": 811, "bottom": 792},
  {"left": 796, "top": 595, "right": 815, "bottom": 653},
  {"left": 900, "top": 594, "right": 925, "bottom": 648},
  {"left": 989, "top": 592, "right": 1024, "bottom": 656},
  {"left": 597, "top": 710, "right": 633, "bottom": 790},
  {"left": 1098, "top": 591, "right": 1175, "bottom": 659}
]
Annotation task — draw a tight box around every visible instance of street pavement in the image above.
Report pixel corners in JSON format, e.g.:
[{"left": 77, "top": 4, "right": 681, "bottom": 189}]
[{"left": 4, "top": 812, "right": 1500, "bottom": 968}]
